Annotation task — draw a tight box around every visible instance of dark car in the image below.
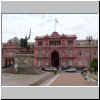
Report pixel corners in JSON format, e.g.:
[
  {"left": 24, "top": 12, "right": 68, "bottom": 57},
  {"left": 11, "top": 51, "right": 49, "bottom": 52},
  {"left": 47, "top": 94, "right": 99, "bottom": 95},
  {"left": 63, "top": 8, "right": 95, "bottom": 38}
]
[
  {"left": 62, "top": 66, "right": 68, "bottom": 70},
  {"left": 2, "top": 64, "right": 5, "bottom": 68},
  {"left": 2, "top": 64, "right": 8, "bottom": 68}
]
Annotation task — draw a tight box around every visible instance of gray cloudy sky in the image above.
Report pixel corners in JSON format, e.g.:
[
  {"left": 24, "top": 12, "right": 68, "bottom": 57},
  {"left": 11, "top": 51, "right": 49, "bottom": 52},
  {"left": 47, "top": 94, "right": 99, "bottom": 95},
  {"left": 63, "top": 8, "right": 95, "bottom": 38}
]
[{"left": 2, "top": 14, "right": 99, "bottom": 43}]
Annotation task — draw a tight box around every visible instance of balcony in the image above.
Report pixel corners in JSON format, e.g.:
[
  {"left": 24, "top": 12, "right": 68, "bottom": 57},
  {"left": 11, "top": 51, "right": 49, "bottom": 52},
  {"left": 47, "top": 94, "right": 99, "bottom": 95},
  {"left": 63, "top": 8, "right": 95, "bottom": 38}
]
[
  {"left": 68, "top": 54, "right": 75, "bottom": 58},
  {"left": 3, "top": 54, "right": 14, "bottom": 57}
]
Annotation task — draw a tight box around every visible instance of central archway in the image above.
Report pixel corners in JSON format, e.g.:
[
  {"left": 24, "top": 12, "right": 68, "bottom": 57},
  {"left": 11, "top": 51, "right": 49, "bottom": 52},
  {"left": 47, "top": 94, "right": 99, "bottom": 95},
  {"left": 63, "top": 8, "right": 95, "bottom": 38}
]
[{"left": 51, "top": 51, "right": 59, "bottom": 68}]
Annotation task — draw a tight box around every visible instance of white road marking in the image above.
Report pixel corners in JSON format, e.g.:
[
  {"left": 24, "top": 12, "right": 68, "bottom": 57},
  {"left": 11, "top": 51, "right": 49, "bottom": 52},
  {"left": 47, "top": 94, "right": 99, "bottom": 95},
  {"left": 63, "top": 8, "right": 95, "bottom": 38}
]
[
  {"left": 45, "top": 74, "right": 60, "bottom": 86},
  {"left": 89, "top": 78, "right": 96, "bottom": 82}
]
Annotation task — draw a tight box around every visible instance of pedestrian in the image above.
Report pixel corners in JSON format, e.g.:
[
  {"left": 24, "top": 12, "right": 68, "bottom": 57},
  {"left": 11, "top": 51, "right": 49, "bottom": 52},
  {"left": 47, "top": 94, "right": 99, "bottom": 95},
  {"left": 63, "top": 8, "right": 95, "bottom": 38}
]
[
  {"left": 81, "top": 70, "right": 83, "bottom": 75},
  {"left": 83, "top": 70, "right": 86, "bottom": 77},
  {"left": 14, "top": 63, "right": 18, "bottom": 73},
  {"left": 85, "top": 68, "right": 90, "bottom": 83}
]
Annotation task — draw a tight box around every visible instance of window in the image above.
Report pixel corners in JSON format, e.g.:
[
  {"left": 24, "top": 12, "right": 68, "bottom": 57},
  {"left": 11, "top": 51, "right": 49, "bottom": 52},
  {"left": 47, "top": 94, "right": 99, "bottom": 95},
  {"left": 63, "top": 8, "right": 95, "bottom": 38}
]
[
  {"left": 62, "top": 51, "right": 65, "bottom": 57},
  {"left": 38, "top": 60, "right": 41, "bottom": 66},
  {"left": 78, "top": 43, "right": 80, "bottom": 45},
  {"left": 85, "top": 50, "right": 89, "bottom": 56},
  {"left": 69, "top": 50, "right": 73, "bottom": 56},
  {"left": 78, "top": 60, "right": 82, "bottom": 66},
  {"left": 5, "top": 50, "right": 8, "bottom": 56},
  {"left": 58, "top": 41, "right": 60, "bottom": 45},
  {"left": 31, "top": 50, "right": 34, "bottom": 53},
  {"left": 46, "top": 61, "right": 48, "bottom": 66},
  {"left": 92, "top": 43, "right": 94, "bottom": 45},
  {"left": 12, "top": 51, "right": 15, "bottom": 55},
  {"left": 62, "top": 62, "right": 65, "bottom": 66},
  {"left": 85, "top": 43, "right": 87, "bottom": 45},
  {"left": 38, "top": 41, "right": 43, "bottom": 46},
  {"left": 38, "top": 50, "right": 42, "bottom": 56},
  {"left": 69, "top": 60, "right": 72, "bottom": 66},
  {"left": 46, "top": 51, "right": 48, "bottom": 57},
  {"left": 78, "top": 50, "right": 82, "bottom": 56},
  {"left": 92, "top": 51, "right": 96, "bottom": 56},
  {"left": 68, "top": 40, "right": 73, "bottom": 45},
  {"left": 49, "top": 40, "right": 61, "bottom": 46},
  {"left": 49, "top": 41, "right": 51, "bottom": 45},
  {"left": 9, "top": 52, "right": 12, "bottom": 56},
  {"left": 85, "top": 60, "right": 88, "bottom": 66}
]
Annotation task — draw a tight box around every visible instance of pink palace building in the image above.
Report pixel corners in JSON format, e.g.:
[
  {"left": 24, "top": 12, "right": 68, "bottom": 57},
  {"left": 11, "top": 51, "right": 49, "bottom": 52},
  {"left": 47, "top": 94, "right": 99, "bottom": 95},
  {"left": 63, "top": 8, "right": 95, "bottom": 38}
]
[{"left": 2, "top": 31, "right": 98, "bottom": 69}]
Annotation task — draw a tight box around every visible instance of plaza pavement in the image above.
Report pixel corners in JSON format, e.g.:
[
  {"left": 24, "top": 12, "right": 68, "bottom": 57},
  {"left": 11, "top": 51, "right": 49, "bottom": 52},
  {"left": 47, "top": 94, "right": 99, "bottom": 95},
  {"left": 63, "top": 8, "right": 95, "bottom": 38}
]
[
  {"left": 2, "top": 72, "right": 98, "bottom": 86},
  {"left": 1, "top": 72, "right": 54, "bottom": 86},
  {"left": 49, "top": 73, "right": 98, "bottom": 86}
]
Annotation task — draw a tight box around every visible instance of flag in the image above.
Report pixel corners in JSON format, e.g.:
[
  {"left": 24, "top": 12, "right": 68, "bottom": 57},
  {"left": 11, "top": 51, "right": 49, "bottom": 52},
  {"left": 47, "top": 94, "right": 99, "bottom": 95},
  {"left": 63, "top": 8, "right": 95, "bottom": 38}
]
[{"left": 55, "top": 18, "right": 58, "bottom": 24}]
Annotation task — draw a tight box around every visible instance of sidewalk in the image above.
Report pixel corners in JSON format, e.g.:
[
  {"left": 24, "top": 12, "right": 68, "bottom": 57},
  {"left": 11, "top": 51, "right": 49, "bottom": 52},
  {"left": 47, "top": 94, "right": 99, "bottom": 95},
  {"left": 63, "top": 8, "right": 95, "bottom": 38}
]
[
  {"left": 50, "top": 73, "right": 98, "bottom": 86},
  {"left": 1, "top": 72, "right": 54, "bottom": 86}
]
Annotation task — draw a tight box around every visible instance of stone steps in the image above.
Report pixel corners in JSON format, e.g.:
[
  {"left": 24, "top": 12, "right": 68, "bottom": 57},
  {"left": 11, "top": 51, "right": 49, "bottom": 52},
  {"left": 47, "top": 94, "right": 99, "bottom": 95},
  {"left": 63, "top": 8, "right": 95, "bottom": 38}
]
[{"left": 2, "top": 67, "right": 45, "bottom": 75}]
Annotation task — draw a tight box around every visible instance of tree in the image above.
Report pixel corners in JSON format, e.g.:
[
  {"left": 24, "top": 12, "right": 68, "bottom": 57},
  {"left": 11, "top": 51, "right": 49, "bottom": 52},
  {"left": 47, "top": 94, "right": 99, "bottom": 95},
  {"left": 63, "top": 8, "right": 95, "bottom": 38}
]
[{"left": 90, "top": 59, "right": 98, "bottom": 74}]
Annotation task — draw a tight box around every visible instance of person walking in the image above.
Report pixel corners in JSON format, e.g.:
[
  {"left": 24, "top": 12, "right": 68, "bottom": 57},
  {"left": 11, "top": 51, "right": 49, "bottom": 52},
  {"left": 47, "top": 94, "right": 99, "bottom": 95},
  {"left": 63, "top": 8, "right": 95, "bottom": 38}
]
[
  {"left": 14, "top": 63, "right": 18, "bottom": 73},
  {"left": 59, "top": 67, "right": 62, "bottom": 73},
  {"left": 85, "top": 68, "right": 90, "bottom": 83},
  {"left": 81, "top": 69, "right": 83, "bottom": 75}
]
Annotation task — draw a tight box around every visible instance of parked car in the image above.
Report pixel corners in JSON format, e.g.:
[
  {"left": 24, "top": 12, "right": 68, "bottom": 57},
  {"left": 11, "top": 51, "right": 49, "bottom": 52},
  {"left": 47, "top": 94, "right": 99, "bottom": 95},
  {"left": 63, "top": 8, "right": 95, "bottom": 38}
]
[
  {"left": 41, "top": 67, "right": 45, "bottom": 71},
  {"left": 2, "top": 64, "right": 5, "bottom": 68},
  {"left": 66, "top": 68, "right": 77, "bottom": 72},
  {"left": 45, "top": 67, "right": 53, "bottom": 71},
  {"left": 52, "top": 67, "right": 57, "bottom": 71},
  {"left": 61, "top": 66, "right": 68, "bottom": 70}
]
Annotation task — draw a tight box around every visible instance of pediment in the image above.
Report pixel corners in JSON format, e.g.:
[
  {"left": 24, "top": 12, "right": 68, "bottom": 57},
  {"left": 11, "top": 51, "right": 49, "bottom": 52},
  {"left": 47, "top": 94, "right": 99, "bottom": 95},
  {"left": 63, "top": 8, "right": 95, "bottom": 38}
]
[{"left": 51, "top": 32, "right": 60, "bottom": 37}]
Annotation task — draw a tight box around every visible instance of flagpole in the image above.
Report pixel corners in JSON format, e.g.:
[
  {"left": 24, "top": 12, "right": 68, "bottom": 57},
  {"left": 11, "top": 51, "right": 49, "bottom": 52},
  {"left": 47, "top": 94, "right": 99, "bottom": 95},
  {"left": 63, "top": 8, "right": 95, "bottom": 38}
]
[
  {"left": 29, "top": 28, "right": 31, "bottom": 42},
  {"left": 55, "top": 18, "right": 56, "bottom": 32}
]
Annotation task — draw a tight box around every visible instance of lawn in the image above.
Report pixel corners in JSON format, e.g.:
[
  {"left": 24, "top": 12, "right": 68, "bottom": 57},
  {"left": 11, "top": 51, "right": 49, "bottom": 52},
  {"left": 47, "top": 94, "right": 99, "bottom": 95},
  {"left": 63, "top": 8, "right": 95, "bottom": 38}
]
[{"left": 89, "top": 72, "right": 98, "bottom": 81}]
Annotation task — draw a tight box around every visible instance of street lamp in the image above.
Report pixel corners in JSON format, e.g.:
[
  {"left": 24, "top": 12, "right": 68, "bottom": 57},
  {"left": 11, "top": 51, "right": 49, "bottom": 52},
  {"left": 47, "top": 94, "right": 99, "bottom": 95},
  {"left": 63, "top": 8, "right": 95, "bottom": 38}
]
[{"left": 87, "top": 36, "right": 92, "bottom": 67}]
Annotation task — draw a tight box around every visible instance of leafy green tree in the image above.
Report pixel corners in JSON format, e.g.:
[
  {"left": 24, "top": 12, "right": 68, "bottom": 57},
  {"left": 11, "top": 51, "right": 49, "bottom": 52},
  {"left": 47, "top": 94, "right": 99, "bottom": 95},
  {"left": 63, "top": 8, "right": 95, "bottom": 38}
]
[{"left": 90, "top": 59, "right": 98, "bottom": 74}]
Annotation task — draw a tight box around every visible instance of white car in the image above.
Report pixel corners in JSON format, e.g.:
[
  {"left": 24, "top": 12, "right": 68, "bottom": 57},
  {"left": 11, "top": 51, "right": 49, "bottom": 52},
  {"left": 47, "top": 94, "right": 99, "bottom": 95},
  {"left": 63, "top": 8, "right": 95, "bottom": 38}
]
[
  {"left": 52, "top": 67, "right": 57, "bottom": 71},
  {"left": 66, "top": 68, "right": 77, "bottom": 72},
  {"left": 45, "top": 67, "right": 53, "bottom": 71}
]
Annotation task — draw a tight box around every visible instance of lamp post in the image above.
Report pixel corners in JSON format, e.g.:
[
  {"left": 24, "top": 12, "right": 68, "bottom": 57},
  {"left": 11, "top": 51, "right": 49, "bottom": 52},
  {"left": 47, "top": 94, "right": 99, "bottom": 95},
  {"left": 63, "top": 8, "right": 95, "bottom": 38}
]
[{"left": 87, "top": 36, "right": 92, "bottom": 67}]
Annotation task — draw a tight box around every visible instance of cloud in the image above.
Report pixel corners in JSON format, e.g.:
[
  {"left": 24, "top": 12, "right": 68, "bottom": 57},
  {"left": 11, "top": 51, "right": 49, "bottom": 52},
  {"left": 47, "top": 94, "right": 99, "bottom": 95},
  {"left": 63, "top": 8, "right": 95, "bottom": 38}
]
[{"left": 2, "top": 14, "right": 98, "bottom": 43}]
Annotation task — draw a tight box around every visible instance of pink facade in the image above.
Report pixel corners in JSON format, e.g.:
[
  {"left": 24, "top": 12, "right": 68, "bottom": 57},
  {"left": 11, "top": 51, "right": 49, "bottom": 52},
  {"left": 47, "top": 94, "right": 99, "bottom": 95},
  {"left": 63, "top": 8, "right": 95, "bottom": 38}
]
[{"left": 2, "top": 32, "right": 98, "bottom": 68}]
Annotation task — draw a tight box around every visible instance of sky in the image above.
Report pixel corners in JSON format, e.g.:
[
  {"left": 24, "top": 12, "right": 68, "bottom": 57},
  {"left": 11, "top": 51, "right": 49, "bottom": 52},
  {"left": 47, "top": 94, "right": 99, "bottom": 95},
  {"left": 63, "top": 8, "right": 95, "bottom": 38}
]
[{"left": 2, "top": 14, "right": 99, "bottom": 43}]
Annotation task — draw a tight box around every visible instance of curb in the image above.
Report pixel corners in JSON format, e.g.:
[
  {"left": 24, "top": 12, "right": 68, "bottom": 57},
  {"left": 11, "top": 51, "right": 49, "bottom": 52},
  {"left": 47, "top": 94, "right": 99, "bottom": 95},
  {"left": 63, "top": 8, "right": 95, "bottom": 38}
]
[
  {"left": 89, "top": 78, "right": 97, "bottom": 82},
  {"left": 30, "top": 72, "right": 55, "bottom": 86}
]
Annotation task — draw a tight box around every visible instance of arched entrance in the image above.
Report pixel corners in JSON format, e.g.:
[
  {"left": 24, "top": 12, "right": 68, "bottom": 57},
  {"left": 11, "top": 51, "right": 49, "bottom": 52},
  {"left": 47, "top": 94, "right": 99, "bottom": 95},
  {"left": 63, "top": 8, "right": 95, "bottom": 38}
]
[{"left": 51, "top": 51, "right": 59, "bottom": 68}]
